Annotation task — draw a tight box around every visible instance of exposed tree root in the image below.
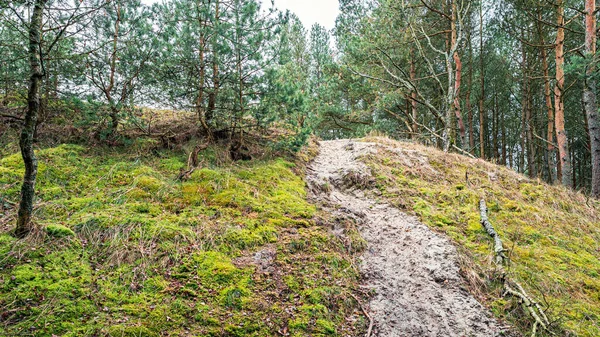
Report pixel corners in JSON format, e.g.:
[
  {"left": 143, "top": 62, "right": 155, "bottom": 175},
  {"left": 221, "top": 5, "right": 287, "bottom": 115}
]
[{"left": 479, "top": 199, "right": 551, "bottom": 337}]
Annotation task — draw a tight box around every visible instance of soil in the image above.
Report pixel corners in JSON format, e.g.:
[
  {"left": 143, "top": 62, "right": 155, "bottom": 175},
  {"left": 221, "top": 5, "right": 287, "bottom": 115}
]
[{"left": 307, "top": 139, "right": 513, "bottom": 337}]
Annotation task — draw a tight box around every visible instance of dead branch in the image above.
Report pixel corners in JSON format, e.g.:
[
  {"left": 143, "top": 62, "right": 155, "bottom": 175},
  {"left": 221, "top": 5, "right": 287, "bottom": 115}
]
[
  {"left": 350, "top": 293, "right": 374, "bottom": 337},
  {"left": 479, "top": 199, "right": 507, "bottom": 269},
  {"left": 479, "top": 199, "right": 551, "bottom": 337},
  {"left": 177, "top": 143, "right": 208, "bottom": 181}
]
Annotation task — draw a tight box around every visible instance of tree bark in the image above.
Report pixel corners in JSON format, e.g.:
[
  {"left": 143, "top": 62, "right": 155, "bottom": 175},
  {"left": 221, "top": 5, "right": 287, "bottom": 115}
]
[
  {"left": 409, "top": 47, "right": 418, "bottom": 139},
  {"left": 478, "top": 1, "right": 485, "bottom": 159},
  {"left": 522, "top": 37, "right": 536, "bottom": 177},
  {"left": 584, "top": 0, "right": 599, "bottom": 197},
  {"left": 451, "top": 0, "right": 466, "bottom": 149},
  {"left": 107, "top": 3, "right": 121, "bottom": 136},
  {"left": 15, "top": 0, "right": 45, "bottom": 237},
  {"left": 554, "top": 0, "right": 572, "bottom": 187},
  {"left": 207, "top": 0, "right": 220, "bottom": 126},
  {"left": 466, "top": 30, "right": 474, "bottom": 153},
  {"left": 494, "top": 92, "right": 500, "bottom": 160},
  {"left": 537, "top": 11, "right": 555, "bottom": 184}
]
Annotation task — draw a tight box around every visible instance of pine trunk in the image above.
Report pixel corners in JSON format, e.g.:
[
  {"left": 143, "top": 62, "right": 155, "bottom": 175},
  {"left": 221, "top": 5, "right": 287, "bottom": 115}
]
[
  {"left": 537, "top": 12, "right": 555, "bottom": 184},
  {"left": 584, "top": 0, "right": 599, "bottom": 197},
  {"left": 451, "top": 0, "right": 466, "bottom": 149},
  {"left": 554, "top": 0, "right": 572, "bottom": 187},
  {"left": 478, "top": 1, "right": 485, "bottom": 159},
  {"left": 206, "top": 0, "right": 220, "bottom": 126},
  {"left": 410, "top": 48, "right": 418, "bottom": 138}
]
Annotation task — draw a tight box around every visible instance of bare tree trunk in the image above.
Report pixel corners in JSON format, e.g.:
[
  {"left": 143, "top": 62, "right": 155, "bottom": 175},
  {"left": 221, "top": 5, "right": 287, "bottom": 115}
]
[
  {"left": 522, "top": 36, "right": 536, "bottom": 177},
  {"left": 196, "top": 0, "right": 210, "bottom": 134},
  {"left": 478, "top": 1, "right": 485, "bottom": 159},
  {"left": 451, "top": 0, "right": 466, "bottom": 149},
  {"left": 493, "top": 90, "right": 499, "bottom": 161},
  {"left": 207, "top": 0, "right": 220, "bottom": 127},
  {"left": 197, "top": 31, "right": 208, "bottom": 132},
  {"left": 410, "top": 47, "right": 418, "bottom": 139},
  {"left": 15, "top": 0, "right": 45, "bottom": 237},
  {"left": 467, "top": 31, "right": 474, "bottom": 153},
  {"left": 501, "top": 109, "right": 507, "bottom": 165},
  {"left": 584, "top": 0, "right": 599, "bottom": 197},
  {"left": 536, "top": 12, "right": 556, "bottom": 183},
  {"left": 554, "top": 0, "right": 572, "bottom": 187},
  {"left": 107, "top": 3, "right": 121, "bottom": 136}
]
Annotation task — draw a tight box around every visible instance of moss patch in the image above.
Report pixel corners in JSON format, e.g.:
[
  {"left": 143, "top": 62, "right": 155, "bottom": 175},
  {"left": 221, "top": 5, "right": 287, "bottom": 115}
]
[{"left": 0, "top": 143, "right": 362, "bottom": 336}]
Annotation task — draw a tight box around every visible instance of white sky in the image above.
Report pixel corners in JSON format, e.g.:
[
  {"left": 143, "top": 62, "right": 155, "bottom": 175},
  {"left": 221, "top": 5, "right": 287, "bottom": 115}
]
[{"left": 141, "top": 0, "right": 340, "bottom": 31}]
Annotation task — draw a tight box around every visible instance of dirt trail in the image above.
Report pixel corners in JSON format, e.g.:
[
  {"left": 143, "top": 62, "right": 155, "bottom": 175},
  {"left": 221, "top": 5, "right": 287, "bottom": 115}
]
[{"left": 307, "top": 139, "right": 510, "bottom": 337}]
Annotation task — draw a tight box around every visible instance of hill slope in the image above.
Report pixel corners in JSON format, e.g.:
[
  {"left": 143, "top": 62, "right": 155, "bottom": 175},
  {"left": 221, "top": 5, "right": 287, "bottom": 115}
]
[
  {"left": 353, "top": 137, "right": 600, "bottom": 337},
  {"left": 0, "top": 142, "right": 365, "bottom": 336},
  {"left": 1, "top": 137, "right": 599, "bottom": 337}
]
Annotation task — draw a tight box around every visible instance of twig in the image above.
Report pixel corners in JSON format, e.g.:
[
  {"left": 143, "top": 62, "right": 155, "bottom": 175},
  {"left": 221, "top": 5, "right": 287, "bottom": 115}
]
[{"left": 350, "top": 293, "right": 374, "bottom": 337}]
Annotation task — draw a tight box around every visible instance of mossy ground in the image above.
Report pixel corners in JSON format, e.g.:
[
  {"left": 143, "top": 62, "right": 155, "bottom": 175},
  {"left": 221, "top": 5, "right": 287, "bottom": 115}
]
[
  {"left": 361, "top": 137, "right": 600, "bottom": 337},
  {"left": 0, "top": 140, "right": 364, "bottom": 336}
]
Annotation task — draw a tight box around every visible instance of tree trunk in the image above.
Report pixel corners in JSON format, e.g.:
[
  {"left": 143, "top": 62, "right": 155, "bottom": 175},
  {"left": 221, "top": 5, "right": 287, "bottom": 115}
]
[
  {"left": 537, "top": 11, "right": 555, "bottom": 184},
  {"left": 206, "top": 0, "right": 220, "bottom": 126},
  {"left": 197, "top": 31, "right": 208, "bottom": 132},
  {"left": 493, "top": 90, "right": 499, "bottom": 161},
  {"left": 584, "top": 0, "right": 599, "bottom": 197},
  {"left": 501, "top": 108, "right": 507, "bottom": 165},
  {"left": 554, "top": 0, "right": 572, "bottom": 187},
  {"left": 106, "top": 3, "right": 121, "bottom": 136},
  {"left": 15, "top": 0, "right": 45, "bottom": 237},
  {"left": 451, "top": 0, "right": 466, "bottom": 149},
  {"left": 409, "top": 47, "right": 418, "bottom": 139},
  {"left": 478, "top": 1, "right": 485, "bottom": 159},
  {"left": 522, "top": 37, "right": 536, "bottom": 177},
  {"left": 467, "top": 31, "right": 474, "bottom": 153}
]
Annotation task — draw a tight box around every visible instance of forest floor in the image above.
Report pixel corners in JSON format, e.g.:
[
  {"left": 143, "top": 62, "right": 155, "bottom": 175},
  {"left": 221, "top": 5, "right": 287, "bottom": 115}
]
[{"left": 307, "top": 139, "right": 511, "bottom": 337}]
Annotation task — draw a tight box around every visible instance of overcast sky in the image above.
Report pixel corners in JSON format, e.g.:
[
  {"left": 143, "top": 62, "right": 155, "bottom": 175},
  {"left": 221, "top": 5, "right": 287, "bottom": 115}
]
[{"left": 141, "top": 0, "right": 340, "bottom": 31}]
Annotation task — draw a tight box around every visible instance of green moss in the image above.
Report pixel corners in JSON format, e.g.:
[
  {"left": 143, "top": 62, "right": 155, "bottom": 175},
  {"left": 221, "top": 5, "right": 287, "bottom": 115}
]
[
  {"left": 220, "top": 284, "right": 251, "bottom": 309},
  {"left": 45, "top": 223, "right": 75, "bottom": 237},
  {"left": 108, "top": 325, "right": 158, "bottom": 337},
  {"left": 0, "top": 143, "right": 361, "bottom": 336},
  {"left": 316, "top": 319, "right": 337, "bottom": 334}
]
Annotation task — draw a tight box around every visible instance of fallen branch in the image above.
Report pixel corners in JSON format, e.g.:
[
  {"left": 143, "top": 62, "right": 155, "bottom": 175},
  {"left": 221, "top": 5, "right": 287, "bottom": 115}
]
[
  {"left": 0, "top": 113, "right": 23, "bottom": 123},
  {"left": 479, "top": 199, "right": 507, "bottom": 270},
  {"left": 479, "top": 199, "right": 550, "bottom": 337},
  {"left": 350, "top": 293, "right": 374, "bottom": 337}
]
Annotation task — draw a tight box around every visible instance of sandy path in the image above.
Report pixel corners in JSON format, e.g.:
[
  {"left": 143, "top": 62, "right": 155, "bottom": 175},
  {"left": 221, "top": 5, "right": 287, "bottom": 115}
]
[{"left": 307, "top": 139, "right": 511, "bottom": 337}]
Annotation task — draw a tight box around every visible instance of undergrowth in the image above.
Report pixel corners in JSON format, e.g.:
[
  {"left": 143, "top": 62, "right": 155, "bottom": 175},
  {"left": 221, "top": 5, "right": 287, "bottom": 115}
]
[
  {"left": 0, "top": 140, "right": 363, "bottom": 336},
  {"left": 361, "top": 137, "right": 600, "bottom": 337}
]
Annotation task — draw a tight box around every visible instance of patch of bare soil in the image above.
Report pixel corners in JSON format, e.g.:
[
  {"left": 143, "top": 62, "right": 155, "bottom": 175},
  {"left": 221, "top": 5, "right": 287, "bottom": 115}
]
[{"left": 307, "top": 139, "right": 513, "bottom": 337}]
